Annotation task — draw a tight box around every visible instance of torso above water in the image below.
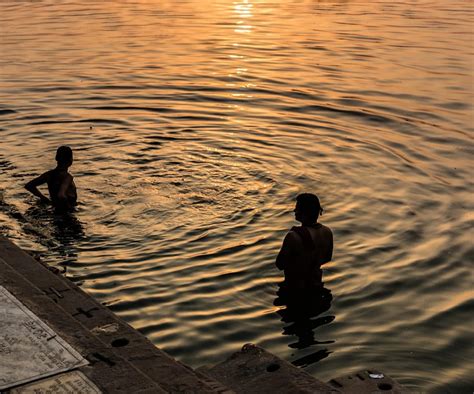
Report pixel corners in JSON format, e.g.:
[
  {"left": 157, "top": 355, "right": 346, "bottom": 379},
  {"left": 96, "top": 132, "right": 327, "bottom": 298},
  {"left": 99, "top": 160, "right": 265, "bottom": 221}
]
[
  {"left": 284, "top": 223, "right": 333, "bottom": 289},
  {"left": 46, "top": 168, "right": 77, "bottom": 209}
]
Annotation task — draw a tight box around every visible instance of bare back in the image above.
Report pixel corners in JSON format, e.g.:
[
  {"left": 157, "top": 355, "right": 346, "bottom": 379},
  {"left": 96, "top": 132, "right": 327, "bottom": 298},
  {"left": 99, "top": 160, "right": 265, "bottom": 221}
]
[
  {"left": 46, "top": 169, "right": 77, "bottom": 208},
  {"left": 276, "top": 223, "right": 333, "bottom": 290},
  {"left": 304, "top": 224, "right": 333, "bottom": 265}
]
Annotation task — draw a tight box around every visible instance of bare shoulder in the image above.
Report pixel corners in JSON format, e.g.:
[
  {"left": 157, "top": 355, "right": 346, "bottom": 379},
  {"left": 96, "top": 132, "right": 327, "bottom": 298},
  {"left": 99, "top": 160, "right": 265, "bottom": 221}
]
[
  {"left": 54, "top": 171, "right": 72, "bottom": 182},
  {"left": 285, "top": 229, "right": 303, "bottom": 247},
  {"left": 285, "top": 230, "right": 297, "bottom": 241},
  {"left": 319, "top": 224, "right": 333, "bottom": 238},
  {"left": 318, "top": 223, "right": 331, "bottom": 231}
]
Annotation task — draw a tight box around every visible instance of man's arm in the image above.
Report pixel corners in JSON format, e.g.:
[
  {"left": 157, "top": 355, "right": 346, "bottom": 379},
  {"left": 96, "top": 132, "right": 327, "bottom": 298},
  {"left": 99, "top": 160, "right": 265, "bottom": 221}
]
[
  {"left": 25, "top": 172, "right": 50, "bottom": 204},
  {"left": 276, "top": 232, "right": 296, "bottom": 270},
  {"left": 320, "top": 228, "right": 333, "bottom": 266}
]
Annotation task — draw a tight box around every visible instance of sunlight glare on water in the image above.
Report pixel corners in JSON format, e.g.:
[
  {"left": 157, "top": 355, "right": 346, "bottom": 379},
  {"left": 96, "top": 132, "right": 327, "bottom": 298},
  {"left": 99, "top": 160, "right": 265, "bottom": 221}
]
[{"left": 0, "top": 1, "right": 473, "bottom": 392}]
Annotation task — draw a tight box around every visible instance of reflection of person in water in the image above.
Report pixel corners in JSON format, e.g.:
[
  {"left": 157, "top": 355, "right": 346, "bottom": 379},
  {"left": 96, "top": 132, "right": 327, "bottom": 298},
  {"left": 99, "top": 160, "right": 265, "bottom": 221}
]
[
  {"left": 275, "top": 280, "right": 334, "bottom": 353},
  {"left": 25, "top": 146, "right": 77, "bottom": 212},
  {"left": 22, "top": 204, "right": 85, "bottom": 269},
  {"left": 275, "top": 193, "right": 335, "bottom": 363},
  {"left": 276, "top": 193, "right": 333, "bottom": 291}
]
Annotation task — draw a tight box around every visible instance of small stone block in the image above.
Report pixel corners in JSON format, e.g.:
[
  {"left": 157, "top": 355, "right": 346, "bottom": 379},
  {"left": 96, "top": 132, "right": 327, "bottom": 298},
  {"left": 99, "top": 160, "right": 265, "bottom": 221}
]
[{"left": 199, "top": 343, "right": 339, "bottom": 393}]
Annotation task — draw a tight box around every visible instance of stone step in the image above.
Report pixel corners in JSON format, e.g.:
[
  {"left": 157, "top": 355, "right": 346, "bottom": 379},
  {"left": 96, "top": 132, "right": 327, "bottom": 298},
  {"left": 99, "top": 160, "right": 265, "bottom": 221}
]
[
  {"left": 0, "top": 256, "right": 164, "bottom": 393},
  {"left": 197, "top": 345, "right": 409, "bottom": 393},
  {"left": 0, "top": 236, "right": 230, "bottom": 393},
  {"left": 197, "top": 343, "right": 340, "bottom": 394}
]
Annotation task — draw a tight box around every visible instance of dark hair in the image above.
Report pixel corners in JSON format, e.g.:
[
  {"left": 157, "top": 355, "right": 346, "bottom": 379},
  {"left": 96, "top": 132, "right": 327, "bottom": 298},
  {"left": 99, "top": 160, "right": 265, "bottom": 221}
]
[
  {"left": 296, "top": 193, "right": 323, "bottom": 220},
  {"left": 55, "top": 146, "right": 73, "bottom": 164}
]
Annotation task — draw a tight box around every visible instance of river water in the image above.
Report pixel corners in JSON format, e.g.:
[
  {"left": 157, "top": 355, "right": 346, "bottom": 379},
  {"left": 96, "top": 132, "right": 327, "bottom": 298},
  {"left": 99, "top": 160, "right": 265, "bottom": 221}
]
[{"left": 0, "top": 1, "right": 472, "bottom": 392}]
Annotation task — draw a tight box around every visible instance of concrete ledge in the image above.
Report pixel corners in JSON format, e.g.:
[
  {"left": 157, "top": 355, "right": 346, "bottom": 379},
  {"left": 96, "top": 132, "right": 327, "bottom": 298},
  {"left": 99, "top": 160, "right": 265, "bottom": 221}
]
[
  {"left": 198, "top": 343, "right": 339, "bottom": 393},
  {"left": 198, "top": 344, "right": 408, "bottom": 394}
]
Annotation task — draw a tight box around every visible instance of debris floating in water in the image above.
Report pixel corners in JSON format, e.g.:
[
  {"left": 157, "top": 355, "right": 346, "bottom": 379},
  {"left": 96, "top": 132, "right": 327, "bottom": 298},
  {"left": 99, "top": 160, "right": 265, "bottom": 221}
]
[{"left": 369, "top": 373, "right": 385, "bottom": 379}]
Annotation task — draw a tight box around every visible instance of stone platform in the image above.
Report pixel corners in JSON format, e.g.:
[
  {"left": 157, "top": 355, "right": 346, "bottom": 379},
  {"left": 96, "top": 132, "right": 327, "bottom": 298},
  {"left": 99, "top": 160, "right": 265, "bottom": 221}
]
[{"left": 0, "top": 236, "right": 407, "bottom": 393}]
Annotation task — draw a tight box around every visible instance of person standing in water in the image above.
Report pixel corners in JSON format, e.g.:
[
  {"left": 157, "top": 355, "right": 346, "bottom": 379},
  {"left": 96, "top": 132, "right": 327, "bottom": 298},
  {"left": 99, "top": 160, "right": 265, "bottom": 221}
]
[
  {"left": 276, "top": 193, "right": 333, "bottom": 291},
  {"left": 25, "top": 146, "right": 77, "bottom": 212}
]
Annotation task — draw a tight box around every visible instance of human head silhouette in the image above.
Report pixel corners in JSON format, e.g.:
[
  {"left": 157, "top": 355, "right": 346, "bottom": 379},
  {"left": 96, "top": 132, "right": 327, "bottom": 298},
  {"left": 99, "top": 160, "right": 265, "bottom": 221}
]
[
  {"left": 55, "top": 146, "right": 73, "bottom": 167},
  {"left": 294, "top": 193, "right": 323, "bottom": 225}
]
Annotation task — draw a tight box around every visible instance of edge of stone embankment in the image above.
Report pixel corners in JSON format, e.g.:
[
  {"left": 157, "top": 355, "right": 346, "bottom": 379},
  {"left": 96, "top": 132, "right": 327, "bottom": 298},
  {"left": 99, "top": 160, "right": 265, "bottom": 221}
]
[{"left": 0, "top": 236, "right": 229, "bottom": 393}]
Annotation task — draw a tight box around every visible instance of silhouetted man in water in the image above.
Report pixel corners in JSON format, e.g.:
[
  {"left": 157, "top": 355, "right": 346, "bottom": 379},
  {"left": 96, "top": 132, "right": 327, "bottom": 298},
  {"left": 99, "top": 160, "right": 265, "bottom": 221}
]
[
  {"left": 276, "top": 193, "right": 333, "bottom": 292},
  {"left": 25, "top": 146, "right": 77, "bottom": 212}
]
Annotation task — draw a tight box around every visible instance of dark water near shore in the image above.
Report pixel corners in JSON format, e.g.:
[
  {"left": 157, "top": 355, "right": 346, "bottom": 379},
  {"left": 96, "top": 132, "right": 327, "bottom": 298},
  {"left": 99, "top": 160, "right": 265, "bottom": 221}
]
[{"left": 1, "top": 1, "right": 473, "bottom": 392}]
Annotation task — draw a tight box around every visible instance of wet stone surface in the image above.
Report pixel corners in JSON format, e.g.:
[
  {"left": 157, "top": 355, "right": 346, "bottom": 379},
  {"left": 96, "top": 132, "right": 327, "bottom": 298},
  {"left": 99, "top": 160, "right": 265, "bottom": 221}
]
[{"left": 0, "top": 285, "right": 88, "bottom": 390}]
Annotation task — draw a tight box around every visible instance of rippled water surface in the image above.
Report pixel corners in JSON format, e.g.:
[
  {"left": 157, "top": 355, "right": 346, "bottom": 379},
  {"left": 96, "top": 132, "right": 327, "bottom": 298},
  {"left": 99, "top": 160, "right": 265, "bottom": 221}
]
[{"left": 1, "top": 1, "right": 473, "bottom": 392}]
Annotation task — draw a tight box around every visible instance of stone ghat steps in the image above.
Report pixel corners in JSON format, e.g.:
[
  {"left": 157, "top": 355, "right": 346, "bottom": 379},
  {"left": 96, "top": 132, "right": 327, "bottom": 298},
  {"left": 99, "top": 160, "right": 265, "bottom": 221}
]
[
  {"left": 0, "top": 236, "right": 228, "bottom": 393},
  {"left": 0, "top": 236, "right": 407, "bottom": 393},
  {"left": 198, "top": 344, "right": 407, "bottom": 393}
]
